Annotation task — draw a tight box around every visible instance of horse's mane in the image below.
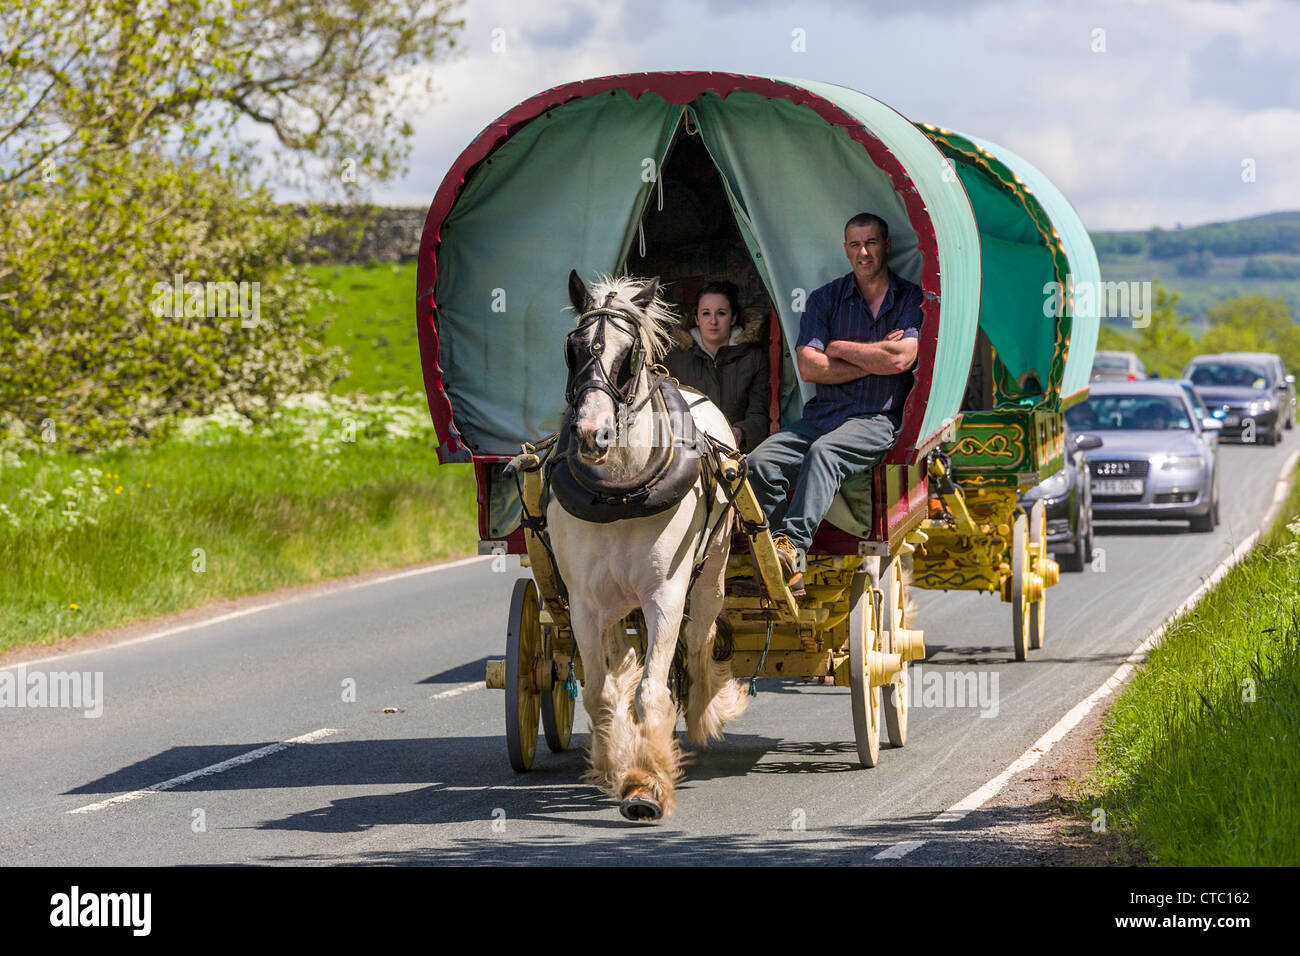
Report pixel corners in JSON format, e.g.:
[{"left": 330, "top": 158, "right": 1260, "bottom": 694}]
[{"left": 586, "top": 274, "right": 679, "bottom": 364}]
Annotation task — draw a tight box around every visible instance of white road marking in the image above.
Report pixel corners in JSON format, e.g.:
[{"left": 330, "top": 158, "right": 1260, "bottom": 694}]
[
  {"left": 873, "top": 839, "right": 926, "bottom": 859},
  {"left": 429, "top": 681, "right": 486, "bottom": 701},
  {"left": 874, "top": 448, "right": 1300, "bottom": 861},
  {"left": 66, "top": 728, "right": 340, "bottom": 815},
  {"left": 7, "top": 556, "right": 492, "bottom": 670}
]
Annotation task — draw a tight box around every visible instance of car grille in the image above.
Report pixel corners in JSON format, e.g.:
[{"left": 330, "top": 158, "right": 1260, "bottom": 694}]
[{"left": 1089, "top": 460, "right": 1150, "bottom": 478}]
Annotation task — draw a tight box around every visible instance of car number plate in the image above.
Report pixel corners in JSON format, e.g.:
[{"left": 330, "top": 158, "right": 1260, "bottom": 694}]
[
  {"left": 1223, "top": 415, "right": 1240, "bottom": 426},
  {"left": 1093, "top": 478, "right": 1144, "bottom": 495}
]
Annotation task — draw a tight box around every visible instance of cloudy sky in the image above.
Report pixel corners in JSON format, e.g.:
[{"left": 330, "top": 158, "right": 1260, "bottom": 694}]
[{"left": 354, "top": 0, "right": 1300, "bottom": 231}]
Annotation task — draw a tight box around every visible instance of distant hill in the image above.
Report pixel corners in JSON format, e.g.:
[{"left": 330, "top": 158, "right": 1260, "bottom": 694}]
[{"left": 1089, "top": 211, "right": 1300, "bottom": 325}]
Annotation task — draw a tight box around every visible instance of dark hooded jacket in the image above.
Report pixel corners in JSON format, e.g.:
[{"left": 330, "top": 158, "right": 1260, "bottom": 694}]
[{"left": 662, "top": 318, "right": 770, "bottom": 451}]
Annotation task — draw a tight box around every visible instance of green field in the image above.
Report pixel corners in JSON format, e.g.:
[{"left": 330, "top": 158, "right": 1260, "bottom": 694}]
[
  {"left": 1, "top": 263, "right": 479, "bottom": 653},
  {"left": 0, "top": 438, "right": 476, "bottom": 653},
  {"left": 305, "top": 262, "right": 422, "bottom": 396},
  {"left": 1076, "top": 464, "right": 1300, "bottom": 865},
  {"left": 1093, "top": 210, "right": 1300, "bottom": 324},
  {"left": 1099, "top": 254, "right": 1300, "bottom": 327}
]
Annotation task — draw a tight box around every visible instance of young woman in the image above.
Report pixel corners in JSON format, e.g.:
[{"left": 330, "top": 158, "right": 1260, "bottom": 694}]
[{"left": 663, "top": 280, "right": 770, "bottom": 451}]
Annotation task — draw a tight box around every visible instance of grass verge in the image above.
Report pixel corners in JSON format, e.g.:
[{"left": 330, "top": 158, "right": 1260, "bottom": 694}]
[
  {"left": 1074, "top": 461, "right": 1300, "bottom": 864},
  {"left": 0, "top": 436, "right": 476, "bottom": 654}
]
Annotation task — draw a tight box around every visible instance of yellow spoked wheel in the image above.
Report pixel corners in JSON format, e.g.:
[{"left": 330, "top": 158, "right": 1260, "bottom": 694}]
[
  {"left": 1028, "top": 500, "right": 1047, "bottom": 651},
  {"left": 540, "top": 624, "right": 575, "bottom": 753},
  {"left": 1011, "top": 512, "right": 1031, "bottom": 662},
  {"left": 881, "top": 557, "right": 909, "bottom": 748},
  {"left": 849, "top": 563, "right": 882, "bottom": 768},
  {"left": 505, "top": 578, "right": 543, "bottom": 772}
]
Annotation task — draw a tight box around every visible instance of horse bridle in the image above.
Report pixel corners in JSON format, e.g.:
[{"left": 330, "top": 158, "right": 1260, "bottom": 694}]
[{"left": 563, "top": 293, "right": 653, "bottom": 412}]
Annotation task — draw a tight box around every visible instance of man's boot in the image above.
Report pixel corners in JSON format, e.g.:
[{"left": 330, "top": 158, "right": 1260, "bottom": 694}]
[{"left": 732, "top": 534, "right": 805, "bottom": 598}]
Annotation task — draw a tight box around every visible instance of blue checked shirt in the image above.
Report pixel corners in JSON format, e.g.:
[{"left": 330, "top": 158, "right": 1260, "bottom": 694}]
[{"left": 795, "top": 270, "right": 923, "bottom": 433}]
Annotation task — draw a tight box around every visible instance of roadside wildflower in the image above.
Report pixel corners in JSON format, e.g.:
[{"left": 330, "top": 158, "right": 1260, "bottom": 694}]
[
  {"left": 170, "top": 391, "right": 435, "bottom": 451},
  {"left": 1279, "top": 517, "right": 1300, "bottom": 559}
]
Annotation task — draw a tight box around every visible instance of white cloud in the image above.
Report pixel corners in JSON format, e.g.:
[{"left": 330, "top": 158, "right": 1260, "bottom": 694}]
[{"left": 309, "top": 0, "right": 1300, "bottom": 230}]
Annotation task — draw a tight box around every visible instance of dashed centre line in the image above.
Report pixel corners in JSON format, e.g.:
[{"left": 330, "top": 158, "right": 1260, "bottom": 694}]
[
  {"left": 67, "top": 727, "right": 340, "bottom": 815},
  {"left": 429, "top": 681, "right": 486, "bottom": 701}
]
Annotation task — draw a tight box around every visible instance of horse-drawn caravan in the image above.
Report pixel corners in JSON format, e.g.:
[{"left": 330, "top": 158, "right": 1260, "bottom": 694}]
[
  {"left": 415, "top": 72, "right": 1099, "bottom": 820},
  {"left": 908, "top": 126, "right": 1101, "bottom": 660}
]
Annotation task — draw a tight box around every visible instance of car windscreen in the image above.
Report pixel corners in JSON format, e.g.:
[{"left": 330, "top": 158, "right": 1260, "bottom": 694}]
[
  {"left": 1066, "top": 394, "right": 1193, "bottom": 431},
  {"left": 1092, "top": 354, "right": 1130, "bottom": 370},
  {"left": 1186, "top": 363, "right": 1271, "bottom": 389}
]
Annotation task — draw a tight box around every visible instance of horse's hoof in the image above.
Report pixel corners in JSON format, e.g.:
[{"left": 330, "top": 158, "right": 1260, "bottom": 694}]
[{"left": 619, "top": 792, "right": 663, "bottom": 822}]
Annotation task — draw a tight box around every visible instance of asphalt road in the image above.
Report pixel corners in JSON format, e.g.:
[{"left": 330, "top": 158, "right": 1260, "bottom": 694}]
[{"left": 1, "top": 439, "right": 1294, "bottom": 866}]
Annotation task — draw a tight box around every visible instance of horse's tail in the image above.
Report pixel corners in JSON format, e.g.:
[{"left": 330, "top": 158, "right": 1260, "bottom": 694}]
[{"left": 686, "top": 615, "right": 749, "bottom": 745}]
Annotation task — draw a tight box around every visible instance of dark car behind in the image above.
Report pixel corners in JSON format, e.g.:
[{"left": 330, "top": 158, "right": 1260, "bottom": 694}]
[{"left": 1184, "top": 353, "right": 1293, "bottom": 445}]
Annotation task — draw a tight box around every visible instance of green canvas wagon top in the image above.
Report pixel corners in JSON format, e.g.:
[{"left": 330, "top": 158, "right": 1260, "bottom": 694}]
[
  {"left": 919, "top": 125, "right": 1099, "bottom": 411},
  {"left": 415, "top": 72, "right": 1098, "bottom": 533}
]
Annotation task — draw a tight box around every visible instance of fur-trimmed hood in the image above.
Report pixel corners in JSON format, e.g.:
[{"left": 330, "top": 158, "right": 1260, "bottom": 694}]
[
  {"left": 669, "top": 315, "right": 766, "bottom": 353},
  {"left": 661, "top": 311, "right": 770, "bottom": 452}
]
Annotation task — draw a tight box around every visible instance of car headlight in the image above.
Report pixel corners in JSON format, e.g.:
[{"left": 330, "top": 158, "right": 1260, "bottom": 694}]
[
  {"left": 1037, "top": 469, "right": 1070, "bottom": 497},
  {"left": 1153, "top": 454, "right": 1202, "bottom": 471},
  {"left": 1248, "top": 399, "right": 1275, "bottom": 416}
]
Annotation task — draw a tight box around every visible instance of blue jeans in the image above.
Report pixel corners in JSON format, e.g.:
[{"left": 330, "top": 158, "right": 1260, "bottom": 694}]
[{"left": 746, "top": 413, "right": 901, "bottom": 554}]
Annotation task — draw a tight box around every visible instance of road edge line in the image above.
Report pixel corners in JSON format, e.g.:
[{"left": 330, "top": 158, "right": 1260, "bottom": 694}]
[
  {"left": 6, "top": 556, "right": 492, "bottom": 670},
  {"left": 874, "top": 448, "right": 1300, "bottom": 860}
]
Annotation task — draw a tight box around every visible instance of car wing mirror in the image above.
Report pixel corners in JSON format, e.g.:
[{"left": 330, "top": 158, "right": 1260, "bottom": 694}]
[{"left": 1074, "top": 433, "right": 1104, "bottom": 450}]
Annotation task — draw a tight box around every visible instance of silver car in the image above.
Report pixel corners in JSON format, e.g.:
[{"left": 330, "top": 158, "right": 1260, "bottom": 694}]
[
  {"left": 1091, "top": 350, "right": 1148, "bottom": 382},
  {"left": 1064, "top": 381, "right": 1221, "bottom": 532}
]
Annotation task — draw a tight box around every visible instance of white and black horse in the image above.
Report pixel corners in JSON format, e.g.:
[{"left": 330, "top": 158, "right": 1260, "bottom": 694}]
[{"left": 546, "top": 271, "right": 749, "bottom": 821}]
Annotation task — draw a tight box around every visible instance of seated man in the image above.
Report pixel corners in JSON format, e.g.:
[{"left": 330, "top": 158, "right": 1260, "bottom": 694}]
[{"left": 736, "top": 212, "right": 921, "bottom": 597}]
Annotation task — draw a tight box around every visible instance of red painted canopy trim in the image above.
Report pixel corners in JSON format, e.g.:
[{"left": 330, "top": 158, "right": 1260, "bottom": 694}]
[{"left": 417, "top": 71, "right": 944, "bottom": 464}]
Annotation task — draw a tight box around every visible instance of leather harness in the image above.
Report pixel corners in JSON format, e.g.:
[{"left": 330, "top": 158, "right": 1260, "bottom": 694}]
[
  {"left": 550, "top": 297, "right": 716, "bottom": 523},
  {"left": 508, "top": 299, "right": 746, "bottom": 618}
]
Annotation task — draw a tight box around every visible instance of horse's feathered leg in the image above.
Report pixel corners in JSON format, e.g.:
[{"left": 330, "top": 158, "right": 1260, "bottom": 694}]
[
  {"left": 583, "top": 643, "right": 640, "bottom": 796},
  {"left": 569, "top": 606, "right": 626, "bottom": 794},
  {"left": 616, "top": 593, "right": 686, "bottom": 820}
]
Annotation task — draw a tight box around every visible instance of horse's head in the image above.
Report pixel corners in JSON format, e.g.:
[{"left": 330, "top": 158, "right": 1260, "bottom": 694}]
[{"left": 564, "top": 270, "right": 671, "bottom": 466}]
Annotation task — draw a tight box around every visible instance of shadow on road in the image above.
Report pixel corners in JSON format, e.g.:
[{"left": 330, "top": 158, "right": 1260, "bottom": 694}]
[
  {"left": 925, "top": 646, "right": 1132, "bottom": 667},
  {"left": 418, "top": 657, "right": 495, "bottom": 684},
  {"left": 66, "top": 730, "right": 887, "bottom": 830},
  {"left": 245, "top": 795, "right": 1090, "bottom": 866},
  {"left": 1093, "top": 522, "right": 1189, "bottom": 536}
]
